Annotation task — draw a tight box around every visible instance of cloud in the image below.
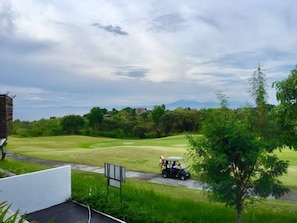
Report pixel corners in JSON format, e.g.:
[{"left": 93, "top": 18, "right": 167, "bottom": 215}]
[
  {"left": 147, "top": 13, "right": 186, "bottom": 33},
  {"left": 0, "top": 34, "right": 55, "bottom": 56},
  {"left": 0, "top": 1, "right": 16, "bottom": 35},
  {"left": 1, "top": 0, "right": 297, "bottom": 121},
  {"left": 114, "top": 66, "right": 149, "bottom": 78},
  {"left": 92, "top": 22, "right": 129, "bottom": 36},
  {"left": 194, "top": 14, "right": 220, "bottom": 29}
]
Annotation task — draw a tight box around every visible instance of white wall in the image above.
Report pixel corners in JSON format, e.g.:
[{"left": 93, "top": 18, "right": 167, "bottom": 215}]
[{"left": 0, "top": 165, "right": 71, "bottom": 214}]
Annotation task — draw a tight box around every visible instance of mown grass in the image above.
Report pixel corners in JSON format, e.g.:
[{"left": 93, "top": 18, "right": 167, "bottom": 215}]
[
  {"left": 274, "top": 149, "right": 297, "bottom": 189},
  {"left": 1, "top": 158, "right": 297, "bottom": 223},
  {"left": 6, "top": 135, "right": 188, "bottom": 173},
  {"left": 6, "top": 135, "right": 297, "bottom": 188}
]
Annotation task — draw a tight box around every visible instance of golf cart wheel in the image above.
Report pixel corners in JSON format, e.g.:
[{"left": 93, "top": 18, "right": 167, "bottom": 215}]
[
  {"left": 163, "top": 173, "right": 167, "bottom": 178},
  {"left": 180, "top": 175, "right": 185, "bottom": 180}
]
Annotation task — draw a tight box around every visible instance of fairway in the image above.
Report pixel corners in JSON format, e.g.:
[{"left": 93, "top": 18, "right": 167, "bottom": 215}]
[
  {"left": 6, "top": 135, "right": 297, "bottom": 188},
  {"left": 275, "top": 149, "right": 297, "bottom": 188},
  {"left": 6, "top": 135, "right": 189, "bottom": 173}
]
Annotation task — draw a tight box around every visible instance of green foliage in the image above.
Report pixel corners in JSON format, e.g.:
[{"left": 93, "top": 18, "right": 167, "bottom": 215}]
[
  {"left": 248, "top": 64, "right": 268, "bottom": 136},
  {"left": 0, "top": 158, "right": 49, "bottom": 174},
  {"left": 12, "top": 105, "right": 206, "bottom": 139},
  {"left": 272, "top": 66, "right": 297, "bottom": 149},
  {"left": 71, "top": 171, "right": 297, "bottom": 223},
  {"left": 151, "top": 104, "right": 166, "bottom": 124},
  {"left": 151, "top": 104, "right": 166, "bottom": 137},
  {"left": 60, "top": 115, "right": 85, "bottom": 135},
  {"left": 11, "top": 118, "right": 62, "bottom": 137},
  {"left": 187, "top": 109, "right": 289, "bottom": 223},
  {"left": 0, "top": 201, "right": 27, "bottom": 223},
  {"left": 187, "top": 82, "right": 289, "bottom": 223},
  {"left": 85, "top": 107, "right": 104, "bottom": 133}
]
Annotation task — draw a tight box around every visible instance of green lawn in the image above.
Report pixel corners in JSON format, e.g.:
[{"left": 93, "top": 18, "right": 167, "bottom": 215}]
[
  {"left": 5, "top": 135, "right": 297, "bottom": 187},
  {"left": 6, "top": 135, "right": 188, "bottom": 173},
  {"left": 274, "top": 149, "right": 297, "bottom": 188},
  {"left": 1, "top": 158, "right": 297, "bottom": 223},
  {"left": 2, "top": 135, "right": 297, "bottom": 222}
]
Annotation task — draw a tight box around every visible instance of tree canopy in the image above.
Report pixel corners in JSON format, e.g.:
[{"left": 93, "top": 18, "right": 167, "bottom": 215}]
[
  {"left": 187, "top": 65, "right": 290, "bottom": 223},
  {"left": 272, "top": 66, "right": 297, "bottom": 149}
]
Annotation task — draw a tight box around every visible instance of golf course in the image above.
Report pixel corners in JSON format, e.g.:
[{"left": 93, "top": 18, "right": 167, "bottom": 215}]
[{"left": 2, "top": 134, "right": 297, "bottom": 222}]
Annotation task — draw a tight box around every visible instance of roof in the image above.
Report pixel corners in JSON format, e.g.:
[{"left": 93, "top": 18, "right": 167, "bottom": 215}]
[
  {"left": 164, "top": 156, "right": 185, "bottom": 161},
  {"left": 26, "top": 201, "right": 125, "bottom": 223}
]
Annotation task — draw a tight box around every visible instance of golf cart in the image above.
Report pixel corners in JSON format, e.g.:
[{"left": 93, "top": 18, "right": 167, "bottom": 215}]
[{"left": 161, "top": 156, "right": 190, "bottom": 180}]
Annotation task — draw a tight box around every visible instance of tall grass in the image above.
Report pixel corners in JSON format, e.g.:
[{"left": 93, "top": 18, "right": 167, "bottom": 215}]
[
  {"left": 72, "top": 171, "right": 297, "bottom": 223},
  {"left": 0, "top": 158, "right": 50, "bottom": 175}
]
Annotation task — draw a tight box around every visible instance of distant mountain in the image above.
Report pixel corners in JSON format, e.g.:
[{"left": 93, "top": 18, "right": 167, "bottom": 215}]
[{"left": 165, "top": 99, "right": 246, "bottom": 110}]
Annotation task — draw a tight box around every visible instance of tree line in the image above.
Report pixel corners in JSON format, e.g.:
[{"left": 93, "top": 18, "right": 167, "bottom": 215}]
[
  {"left": 11, "top": 104, "right": 207, "bottom": 138},
  {"left": 12, "top": 65, "right": 297, "bottom": 141}
]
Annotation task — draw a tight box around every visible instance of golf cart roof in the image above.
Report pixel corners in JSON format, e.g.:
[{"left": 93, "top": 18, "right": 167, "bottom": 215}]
[{"left": 165, "top": 156, "right": 185, "bottom": 161}]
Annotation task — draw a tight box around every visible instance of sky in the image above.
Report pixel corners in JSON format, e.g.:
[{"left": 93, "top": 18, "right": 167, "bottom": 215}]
[{"left": 0, "top": 0, "right": 296, "bottom": 121}]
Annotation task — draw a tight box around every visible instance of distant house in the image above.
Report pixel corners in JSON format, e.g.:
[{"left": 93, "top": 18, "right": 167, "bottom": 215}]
[{"left": 135, "top": 108, "right": 147, "bottom": 115}]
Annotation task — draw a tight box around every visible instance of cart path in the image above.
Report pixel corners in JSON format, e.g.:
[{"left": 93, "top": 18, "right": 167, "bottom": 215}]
[{"left": 5, "top": 151, "right": 297, "bottom": 202}]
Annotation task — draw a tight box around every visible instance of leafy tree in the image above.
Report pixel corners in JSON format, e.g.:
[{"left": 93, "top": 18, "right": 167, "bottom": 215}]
[
  {"left": 86, "top": 107, "right": 104, "bottom": 134},
  {"left": 249, "top": 64, "right": 268, "bottom": 136},
  {"left": 272, "top": 66, "right": 297, "bottom": 149},
  {"left": 120, "top": 120, "right": 136, "bottom": 137},
  {"left": 29, "top": 118, "right": 62, "bottom": 136},
  {"left": 112, "top": 107, "right": 136, "bottom": 123},
  {"left": 187, "top": 107, "right": 289, "bottom": 223},
  {"left": 133, "top": 123, "right": 149, "bottom": 138},
  {"left": 188, "top": 75, "right": 289, "bottom": 223},
  {"left": 151, "top": 104, "right": 166, "bottom": 137},
  {"left": 60, "top": 115, "right": 85, "bottom": 135},
  {"left": 159, "top": 111, "right": 175, "bottom": 135}
]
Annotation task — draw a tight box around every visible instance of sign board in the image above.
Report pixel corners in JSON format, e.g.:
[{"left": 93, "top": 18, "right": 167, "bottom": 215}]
[
  {"left": 104, "top": 163, "right": 126, "bottom": 204},
  {"left": 109, "top": 179, "right": 121, "bottom": 188},
  {"left": 104, "top": 163, "right": 126, "bottom": 182}
]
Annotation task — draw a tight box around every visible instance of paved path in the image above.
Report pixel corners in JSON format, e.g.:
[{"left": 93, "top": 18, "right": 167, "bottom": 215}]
[
  {"left": 6, "top": 151, "right": 297, "bottom": 201},
  {"left": 6, "top": 151, "right": 204, "bottom": 189}
]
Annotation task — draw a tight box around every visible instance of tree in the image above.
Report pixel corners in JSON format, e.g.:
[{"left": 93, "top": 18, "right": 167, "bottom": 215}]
[
  {"left": 151, "top": 104, "right": 166, "bottom": 137},
  {"left": 86, "top": 107, "right": 104, "bottom": 134},
  {"left": 60, "top": 115, "right": 85, "bottom": 135},
  {"left": 187, "top": 107, "right": 289, "bottom": 223},
  {"left": 272, "top": 66, "right": 297, "bottom": 149},
  {"left": 188, "top": 77, "right": 289, "bottom": 223},
  {"left": 249, "top": 64, "right": 268, "bottom": 136}
]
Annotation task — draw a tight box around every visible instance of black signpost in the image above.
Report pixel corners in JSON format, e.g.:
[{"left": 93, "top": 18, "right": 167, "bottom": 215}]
[{"left": 104, "top": 163, "right": 126, "bottom": 204}]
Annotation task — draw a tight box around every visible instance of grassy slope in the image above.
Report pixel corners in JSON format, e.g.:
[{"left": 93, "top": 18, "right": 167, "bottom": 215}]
[
  {"left": 6, "top": 135, "right": 297, "bottom": 187},
  {"left": 6, "top": 135, "right": 188, "bottom": 173},
  {"left": 1, "top": 156, "right": 297, "bottom": 222},
  {"left": 275, "top": 149, "right": 297, "bottom": 188}
]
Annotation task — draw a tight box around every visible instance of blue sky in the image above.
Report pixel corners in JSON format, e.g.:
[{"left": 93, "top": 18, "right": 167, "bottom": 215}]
[{"left": 1, "top": 0, "right": 296, "bottom": 121}]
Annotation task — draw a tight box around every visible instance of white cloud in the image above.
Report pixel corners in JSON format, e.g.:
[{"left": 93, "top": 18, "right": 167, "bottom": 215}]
[{"left": 1, "top": 0, "right": 297, "bottom": 120}]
